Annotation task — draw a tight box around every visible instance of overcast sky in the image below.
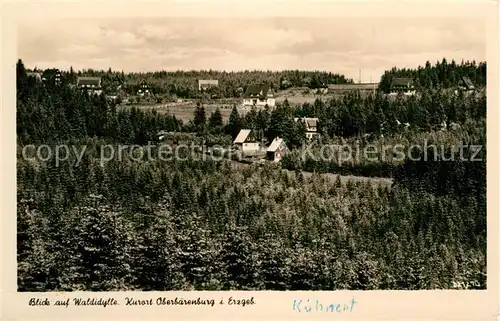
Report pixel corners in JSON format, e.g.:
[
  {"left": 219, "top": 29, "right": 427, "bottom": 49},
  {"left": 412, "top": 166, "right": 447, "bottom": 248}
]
[{"left": 18, "top": 17, "right": 486, "bottom": 82}]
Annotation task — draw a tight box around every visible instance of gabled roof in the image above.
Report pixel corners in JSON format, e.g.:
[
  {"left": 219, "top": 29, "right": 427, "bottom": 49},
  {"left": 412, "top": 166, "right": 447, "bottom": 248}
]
[
  {"left": 26, "top": 72, "right": 42, "bottom": 81},
  {"left": 198, "top": 79, "right": 219, "bottom": 85},
  {"left": 77, "top": 77, "right": 101, "bottom": 87},
  {"left": 157, "top": 130, "right": 172, "bottom": 136},
  {"left": 244, "top": 83, "right": 272, "bottom": 98},
  {"left": 234, "top": 129, "right": 252, "bottom": 144},
  {"left": 267, "top": 137, "right": 285, "bottom": 152},
  {"left": 391, "top": 78, "right": 413, "bottom": 87}
]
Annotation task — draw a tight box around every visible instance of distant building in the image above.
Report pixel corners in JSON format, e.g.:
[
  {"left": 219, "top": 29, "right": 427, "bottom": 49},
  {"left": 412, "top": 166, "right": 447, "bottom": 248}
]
[
  {"left": 267, "top": 137, "right": 287, "bottom": 162},
  {"left": 26, "top": 72, "right": 42, "bottom": 82},
  {"left": 389, "top": 78, "right": 415, "bottom": 96},
  {"left": 458, "top": 76, "right": 475, "bottom": 91},
  {"left": 233, "top": 129, "right": 260, "bottom": 155},
  {"left": 137, "top": 80, "right": 151, "bottom": 96},
  {"left": 243, "top": 83, "right": 276, "bottom": 107},
  {"left": 198, "top": 79, "right": 219, "bottom": 91},
  {"left": 328, "top": 83, "right": 378, "bottom": 94},
  {"left": 76, "top": 77, "right": 102, "bottom": 95},
  {"left": 295, "top": 117, "right": 319, "bottom": 140},
  {"left": 42, "top": 69, "right": 62, "bottom": 86}
]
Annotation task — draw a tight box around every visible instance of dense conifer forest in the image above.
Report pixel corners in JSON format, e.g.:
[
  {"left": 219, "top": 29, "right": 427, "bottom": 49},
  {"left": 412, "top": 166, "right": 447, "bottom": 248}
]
[{"left": 17, "top": 59, "right": 486, "bottom": 291}]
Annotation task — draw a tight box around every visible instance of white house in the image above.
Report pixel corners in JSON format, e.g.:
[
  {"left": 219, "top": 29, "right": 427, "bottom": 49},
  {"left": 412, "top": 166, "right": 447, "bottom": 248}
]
[
  {"left": 267, "top": 137, "right": 287, "bottom": 162},
  {"left": 137, "top": 80, "right": 151, "bottom": 96},
  {"left": 242, "top": 83, "right": 276, "bottom": 107},
  {"left": 294, "top": 117, "right": 319, "bottom": 140},
  {"left": 233, "top": 129, "right": 260, "bottom": 156},
  {"left": 76, "top": 77, "right": 102, "bottom": 96}
]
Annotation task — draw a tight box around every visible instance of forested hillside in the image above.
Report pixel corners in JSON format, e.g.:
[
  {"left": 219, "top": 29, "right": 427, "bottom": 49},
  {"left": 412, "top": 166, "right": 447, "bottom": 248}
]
[{"left": 31, "top": 66, "right": 352, "bottom": 99}]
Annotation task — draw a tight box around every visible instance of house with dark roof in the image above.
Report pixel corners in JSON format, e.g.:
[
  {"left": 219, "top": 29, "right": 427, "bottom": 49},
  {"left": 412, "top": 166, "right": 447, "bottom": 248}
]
[
  {"left": 243, "top": 83, "right": 276, "bottom": 107},
  {"left": 137, "top": 80, "right": 151, "bottom": 96},
  {"left": 294, "top": 117, "right": 319, "bottom": 140},
  {"left": 42, "top": 69, "right": 62, "bottom": 86},
  {"left": 76, "top": 77, "right": 102, "bottom": 95},
  {"left": 26, "top": 72, "right": 42, "bottom": 82},
  {"left": 266, "top": 137, "right": 287, "bottom": 162},
  {"left": 389, "top": 78, "right": 415, "bottom": 96}
]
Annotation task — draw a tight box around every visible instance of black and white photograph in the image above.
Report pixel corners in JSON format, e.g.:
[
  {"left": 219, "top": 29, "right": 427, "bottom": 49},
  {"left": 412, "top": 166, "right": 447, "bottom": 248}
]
[{"left": 14, "top": 5, "right": 489, "bottom": 295}]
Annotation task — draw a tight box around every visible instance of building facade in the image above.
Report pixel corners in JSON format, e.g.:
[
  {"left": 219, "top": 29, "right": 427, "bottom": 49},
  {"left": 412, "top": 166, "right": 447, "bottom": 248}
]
[{"left": 458, "top": 76, "right": 475, "bottom": 91}]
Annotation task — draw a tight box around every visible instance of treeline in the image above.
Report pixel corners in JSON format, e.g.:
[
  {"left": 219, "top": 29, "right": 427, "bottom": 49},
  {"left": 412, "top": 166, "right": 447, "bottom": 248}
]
[
  {"left": 17, "top": 144, "right": 485, "bottom": 290},
  {"left": 29, "top": 63, "right": 353, "bottom": 98},
  {"left": 379, "top": 58, "right": 486, "bottom": 92}
]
